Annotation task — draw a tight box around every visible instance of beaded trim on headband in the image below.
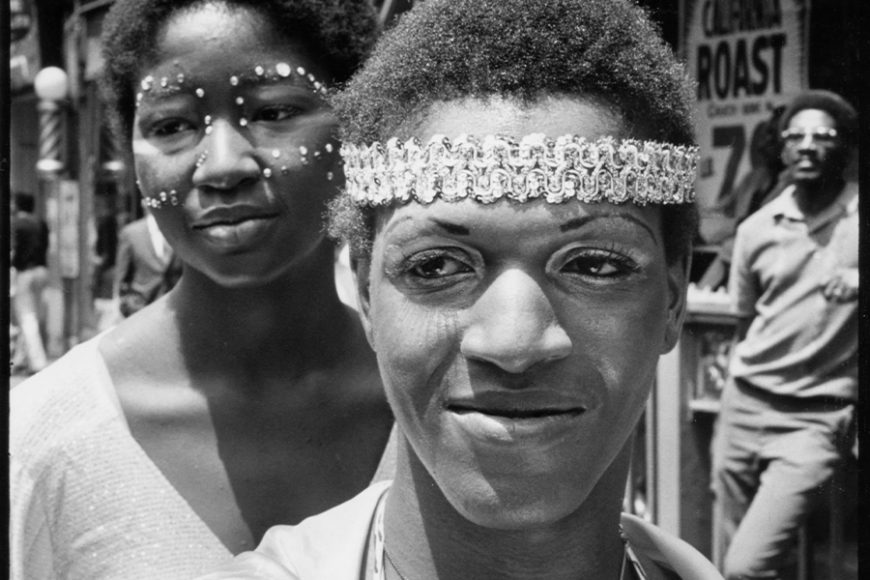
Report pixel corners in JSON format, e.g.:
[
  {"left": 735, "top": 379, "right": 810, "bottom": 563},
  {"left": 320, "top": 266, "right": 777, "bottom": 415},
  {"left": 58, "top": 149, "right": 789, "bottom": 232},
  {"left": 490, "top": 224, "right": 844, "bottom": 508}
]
[{"left": 341, "top": 134, "right": 699, "bottom": 207}]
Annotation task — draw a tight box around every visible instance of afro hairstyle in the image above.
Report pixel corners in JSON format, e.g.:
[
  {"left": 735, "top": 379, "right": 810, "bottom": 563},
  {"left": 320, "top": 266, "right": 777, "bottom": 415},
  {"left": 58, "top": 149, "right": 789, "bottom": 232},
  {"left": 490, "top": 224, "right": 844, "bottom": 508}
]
[
  {"left": 328, "top": 0, "right": 698, "bottom": 265},
  {"left": 100, "top": 0, "right": 379, "bottom": 143}
]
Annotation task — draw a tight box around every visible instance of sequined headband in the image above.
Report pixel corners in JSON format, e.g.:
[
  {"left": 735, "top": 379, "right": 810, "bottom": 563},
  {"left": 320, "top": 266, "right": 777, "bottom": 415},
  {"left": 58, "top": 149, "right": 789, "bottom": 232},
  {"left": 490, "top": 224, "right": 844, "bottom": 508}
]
[{"left": 341, "top": 134, "right": 699, "bottom": 207}]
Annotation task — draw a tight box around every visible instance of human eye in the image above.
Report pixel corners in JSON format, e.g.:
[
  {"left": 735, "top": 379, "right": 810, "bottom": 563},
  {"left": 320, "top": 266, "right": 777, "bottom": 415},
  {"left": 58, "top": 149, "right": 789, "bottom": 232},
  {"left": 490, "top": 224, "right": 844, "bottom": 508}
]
[
  {"left": 559, "top": 248, "right": 640, "bottom": 280},
  {"left": 252, "top": 104, "right": 306, "bottom": 123},
  {"left": 150, "top": 117, "right": 197, "bottom": 138},
  {"left": 390, "top": 248, "right": 476, "bottom": 291}
]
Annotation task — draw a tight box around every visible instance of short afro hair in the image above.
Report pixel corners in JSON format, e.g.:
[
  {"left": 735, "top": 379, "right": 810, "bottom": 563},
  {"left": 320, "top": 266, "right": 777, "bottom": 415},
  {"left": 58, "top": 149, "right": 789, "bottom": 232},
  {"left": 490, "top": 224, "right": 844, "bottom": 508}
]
[
  {"left": 100, "top": 0, "right": 379, "bottom": 143},
  {"left": 779, "top": 89, "right": 858, "bottom": 147},
  {"left": 328, "top": 0, "right": 698, "bottom": 265}
]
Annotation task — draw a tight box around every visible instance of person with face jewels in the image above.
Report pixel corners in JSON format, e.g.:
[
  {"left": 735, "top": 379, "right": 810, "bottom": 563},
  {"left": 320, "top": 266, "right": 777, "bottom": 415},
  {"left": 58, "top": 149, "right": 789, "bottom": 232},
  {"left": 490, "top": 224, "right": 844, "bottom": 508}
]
[
  {"left": 9, "top": 2, "right": 394, "bottom": 579},
  {"left": 711, "top": 90, "right": 858, "bottom": 580},
  {"left": 198, "top": 0, "right": 724, "bottom": 579}
]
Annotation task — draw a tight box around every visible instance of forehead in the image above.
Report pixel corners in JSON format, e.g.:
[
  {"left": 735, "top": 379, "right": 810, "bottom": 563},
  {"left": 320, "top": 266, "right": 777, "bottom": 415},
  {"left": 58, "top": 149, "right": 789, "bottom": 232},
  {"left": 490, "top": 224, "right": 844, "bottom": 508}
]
[
  {"left": 378, "top": 196, "right": 663, "bottom": 242},
  {"left": 787, "top": 108, "right": 836, "bottom": 130},
  {"left": 145, "top": 3, "right": 320, "bottom": 78},
  {"left": 414, "top": 96, "right": 629, "bottom": 141}
]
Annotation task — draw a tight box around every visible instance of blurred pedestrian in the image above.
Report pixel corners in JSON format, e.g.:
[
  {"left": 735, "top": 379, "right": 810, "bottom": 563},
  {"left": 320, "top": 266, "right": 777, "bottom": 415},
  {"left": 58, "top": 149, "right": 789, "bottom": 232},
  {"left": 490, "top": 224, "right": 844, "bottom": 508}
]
[
  {"left": 10, "top": 191, "right": 49, "bottom": 374},
  {"left": 712, "top": 90, "right": 858, "bottom": 579},
  {"left": 113, "top": 204, "right": 182, "bottom": 317}
]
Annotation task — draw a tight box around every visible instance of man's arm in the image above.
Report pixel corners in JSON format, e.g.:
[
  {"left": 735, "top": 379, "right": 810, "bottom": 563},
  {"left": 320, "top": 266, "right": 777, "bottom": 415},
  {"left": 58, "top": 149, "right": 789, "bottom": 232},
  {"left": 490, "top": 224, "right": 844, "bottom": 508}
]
[{"left": 728, "top": 223, "right": 758, "bottom": 342}]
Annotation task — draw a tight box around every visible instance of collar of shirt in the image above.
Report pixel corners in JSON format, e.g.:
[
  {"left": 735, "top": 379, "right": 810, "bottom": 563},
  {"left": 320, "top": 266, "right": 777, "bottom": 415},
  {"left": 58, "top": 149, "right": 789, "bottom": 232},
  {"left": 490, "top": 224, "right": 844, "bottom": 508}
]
[{"left": 770, "top": 182, "right": 857, "bottom": 233}]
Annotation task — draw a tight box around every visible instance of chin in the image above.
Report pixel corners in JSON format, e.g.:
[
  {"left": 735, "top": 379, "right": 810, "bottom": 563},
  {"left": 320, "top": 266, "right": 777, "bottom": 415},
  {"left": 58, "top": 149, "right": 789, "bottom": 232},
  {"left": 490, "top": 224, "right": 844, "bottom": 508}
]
[{"left": 446, "top": 474, "right": 593, "bottom": 531}]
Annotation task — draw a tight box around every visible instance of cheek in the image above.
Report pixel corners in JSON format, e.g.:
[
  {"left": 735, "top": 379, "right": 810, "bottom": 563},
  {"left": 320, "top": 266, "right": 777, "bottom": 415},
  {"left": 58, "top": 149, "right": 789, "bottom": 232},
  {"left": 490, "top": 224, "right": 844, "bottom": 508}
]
[
  {"left": 577, "top": 290, "right": 668, "bottom": 408},
  {"left": 133, "top": 146, "right": 191, "bottom": 197},
  {"left": 370, "top": 286, "right": 460, "bottom": 415},
  {"left": 255, "top": 116, "right": 341, "bottom": 182}
]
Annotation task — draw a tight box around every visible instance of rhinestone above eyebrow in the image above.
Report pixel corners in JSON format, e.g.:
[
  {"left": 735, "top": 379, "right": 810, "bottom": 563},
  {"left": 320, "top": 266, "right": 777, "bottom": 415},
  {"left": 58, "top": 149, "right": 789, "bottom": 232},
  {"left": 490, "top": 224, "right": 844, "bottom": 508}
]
[
  {"left": 140, "top": 76, "right": 154, "bottom": 91},
  {"left": 229, "top": 75, "right": 239, "bottom": 86},
  {"left": 296, "top": 67, "right": 306, "bottom": 76},
  {"left": 235, "top": 96, "right": 245, "bottom": 105},
  {"left": 324, "top": 143, "right": 334, "bottom": 153},
  {"left": 271, "top": 150, "right": 281, "bottom": 158},
  {"left": 276, "top": 62, "right": 291, "bottom": 77},
  {"left": 196, "top": 88, "right": 205, "bottom": 98},
  {"left": 254, "top": 65, "right": 265, "bottom": 77},
  {"left": 176, "top": 73, "right": 185, "bottom": 84},
  {"left": 239, "top": 118, "right": 248, "bottom": 127},
  {"left": 160, "top": 77, "right": 169, "bottom": 88}
]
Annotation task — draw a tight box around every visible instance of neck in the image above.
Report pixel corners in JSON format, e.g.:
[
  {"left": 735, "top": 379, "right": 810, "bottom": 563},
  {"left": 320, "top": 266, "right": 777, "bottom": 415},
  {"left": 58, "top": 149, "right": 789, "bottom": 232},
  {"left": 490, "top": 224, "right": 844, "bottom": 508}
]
[
  {"left": 792, "top": 175, "right": 844, "bottom": 216},
  {"left": 170, "top": 242, "right": 360, "bottom": 374},
  {"left": 382, "top": 438, "right": 630, "bottom": 580}
]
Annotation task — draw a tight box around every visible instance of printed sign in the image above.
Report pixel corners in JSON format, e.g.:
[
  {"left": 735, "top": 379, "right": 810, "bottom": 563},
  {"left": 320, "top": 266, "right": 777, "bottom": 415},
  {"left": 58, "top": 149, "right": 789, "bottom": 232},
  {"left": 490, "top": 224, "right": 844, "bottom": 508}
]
[{"left": 683, "top": 0, "right": 809, "bottom": 241}]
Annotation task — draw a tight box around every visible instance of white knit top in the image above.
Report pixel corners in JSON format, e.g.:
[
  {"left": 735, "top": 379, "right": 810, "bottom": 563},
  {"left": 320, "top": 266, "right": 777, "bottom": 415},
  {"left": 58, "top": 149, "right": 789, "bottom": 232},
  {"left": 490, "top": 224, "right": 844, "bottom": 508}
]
[{"left": 10, "top": 337, "right": 232, "bottom": 580}]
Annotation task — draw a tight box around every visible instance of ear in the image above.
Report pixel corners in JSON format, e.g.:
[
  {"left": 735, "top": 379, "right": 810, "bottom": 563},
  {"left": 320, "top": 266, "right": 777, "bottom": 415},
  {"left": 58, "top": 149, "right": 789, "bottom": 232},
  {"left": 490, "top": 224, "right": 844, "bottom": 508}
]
[
  {"left": 662, "top": 253, "right": 691, "bottom": 354},
  {"left": 351, "top": 254, "right": 376, "bottom": 349}
]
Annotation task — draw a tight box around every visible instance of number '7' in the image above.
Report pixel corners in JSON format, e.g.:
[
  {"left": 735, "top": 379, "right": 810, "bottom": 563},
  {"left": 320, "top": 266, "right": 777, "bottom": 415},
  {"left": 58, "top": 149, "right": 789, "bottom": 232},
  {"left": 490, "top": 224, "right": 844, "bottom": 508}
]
[{"left": 712, "top": 125, "right": 746, "bottom": 203}]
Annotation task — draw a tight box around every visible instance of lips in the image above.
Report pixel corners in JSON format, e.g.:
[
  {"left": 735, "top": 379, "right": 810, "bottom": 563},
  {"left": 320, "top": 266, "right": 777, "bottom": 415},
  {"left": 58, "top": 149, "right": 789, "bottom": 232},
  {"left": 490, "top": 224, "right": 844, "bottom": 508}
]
[
  {"left": 192, "top": 205, "right": 280, "bottom": 229},
  {"left": 192, "top": 205, "right": 280, "bottom": 249},
  {"left": 445, "top": 392, "right": 588, "bottom": 444}
]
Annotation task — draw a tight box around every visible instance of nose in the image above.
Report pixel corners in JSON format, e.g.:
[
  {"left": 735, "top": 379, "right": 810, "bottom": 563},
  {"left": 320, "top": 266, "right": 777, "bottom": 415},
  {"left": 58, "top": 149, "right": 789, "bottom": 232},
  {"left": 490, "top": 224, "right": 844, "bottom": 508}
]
[
  {"left": 193, "top": 119, "right": 261, "bottom": 191},
  {"left": 460, "top": 269, "right": 573, "bottom": 374},
  {"left": 796, "top": 131, "right": 817, "bottom": 152}
]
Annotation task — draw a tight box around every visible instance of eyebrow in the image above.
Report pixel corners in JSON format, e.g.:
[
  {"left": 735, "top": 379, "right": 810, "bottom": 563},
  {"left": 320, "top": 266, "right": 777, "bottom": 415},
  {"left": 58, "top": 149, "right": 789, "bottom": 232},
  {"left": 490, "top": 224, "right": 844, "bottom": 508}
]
[
  {"left": 432, "top": 219, "right": 470, "bottom": 235},
  {"left": 559, "top": 213, "right": 659, "bottom": 245}
]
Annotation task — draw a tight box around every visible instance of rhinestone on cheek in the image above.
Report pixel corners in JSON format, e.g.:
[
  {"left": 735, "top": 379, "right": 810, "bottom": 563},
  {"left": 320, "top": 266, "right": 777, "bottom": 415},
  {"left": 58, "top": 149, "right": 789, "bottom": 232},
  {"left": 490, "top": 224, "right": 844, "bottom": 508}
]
[
  {"left": 229, "top": 75, "right": 239, "bottom": 86},
  {"left": 263, "top": 168, "right": 273, "bottom": 178},
  {"left": 196, "top": 88, "right": 205, "bottom": 98}
]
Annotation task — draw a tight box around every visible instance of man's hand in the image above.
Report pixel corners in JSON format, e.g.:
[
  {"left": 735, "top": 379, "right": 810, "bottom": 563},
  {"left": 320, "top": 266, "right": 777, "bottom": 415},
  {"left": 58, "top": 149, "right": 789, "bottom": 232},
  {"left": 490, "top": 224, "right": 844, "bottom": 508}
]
[{"left": 821, "top": 268, "right": 859, "bottom": 302}]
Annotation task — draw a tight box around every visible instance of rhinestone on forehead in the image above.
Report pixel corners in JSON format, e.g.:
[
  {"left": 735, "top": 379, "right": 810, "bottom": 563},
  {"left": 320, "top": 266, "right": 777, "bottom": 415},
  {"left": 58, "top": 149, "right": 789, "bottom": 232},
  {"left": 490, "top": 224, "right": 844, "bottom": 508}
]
[{"left": 136, "top": 61, "right": 329, "bottom": 105}]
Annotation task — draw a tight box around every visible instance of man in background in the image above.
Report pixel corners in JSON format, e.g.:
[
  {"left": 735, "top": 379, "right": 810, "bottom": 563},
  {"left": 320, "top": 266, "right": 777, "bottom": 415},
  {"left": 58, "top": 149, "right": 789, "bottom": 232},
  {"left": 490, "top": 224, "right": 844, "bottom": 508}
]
[
  {"left": 113, "top": 205, "right": 182, "bottom": 317},
  {"left": 11, "top": 192, "right": 50, "bottom": 374},
  {"left": 712, "top": 90, "right": 858, "bottom": 579}
]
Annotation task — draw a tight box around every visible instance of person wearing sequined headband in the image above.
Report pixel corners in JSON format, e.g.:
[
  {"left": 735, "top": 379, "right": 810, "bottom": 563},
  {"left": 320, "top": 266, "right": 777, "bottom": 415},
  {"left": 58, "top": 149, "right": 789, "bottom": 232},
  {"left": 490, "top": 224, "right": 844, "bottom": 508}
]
[
  {"left": 10, "top": 1, "right": 395, "bottom": 579},
  {"left": 198, "top": 0, "right": 722, "bottom": 579}
]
